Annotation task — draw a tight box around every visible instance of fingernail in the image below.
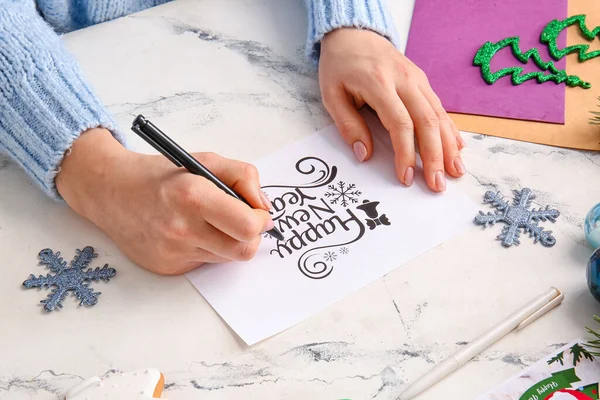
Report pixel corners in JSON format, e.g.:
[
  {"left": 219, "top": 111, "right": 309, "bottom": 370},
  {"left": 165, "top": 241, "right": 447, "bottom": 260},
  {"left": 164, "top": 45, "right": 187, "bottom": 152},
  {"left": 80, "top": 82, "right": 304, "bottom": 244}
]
[
  {"left": 265, "top": 219, "right": 275, "bottom": 231},
  {"left": 404, "top": 167, "right": 414, "bottom": 187},
  {"left": 453, "top": 157, "right": 466, "bottom": 175},
  {"left": 435, "top": 170, "right": 446, "bottom": 191},
  {"left": 353, "top": 141, "right": 367, "bottom": 162},
  {"left": 259, "top": 191, "right": 272, "bottom": 210},
  {"left": 458, "top": 136, "right": 467, "bottom": 149}
]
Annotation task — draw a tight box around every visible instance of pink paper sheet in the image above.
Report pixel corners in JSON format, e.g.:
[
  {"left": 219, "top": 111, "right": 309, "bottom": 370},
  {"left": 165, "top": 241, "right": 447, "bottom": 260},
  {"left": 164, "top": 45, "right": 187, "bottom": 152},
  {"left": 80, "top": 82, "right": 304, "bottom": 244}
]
[{"left": 405, "top": 0, "right": 568, "bottom": 124}]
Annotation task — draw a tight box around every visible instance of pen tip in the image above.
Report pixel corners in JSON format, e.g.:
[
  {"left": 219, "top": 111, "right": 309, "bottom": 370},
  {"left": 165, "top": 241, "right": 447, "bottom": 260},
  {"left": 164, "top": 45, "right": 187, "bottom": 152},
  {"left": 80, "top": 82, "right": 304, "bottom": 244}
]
[{"left": 269, "top": 229, "right": 285, "bottom": 241}]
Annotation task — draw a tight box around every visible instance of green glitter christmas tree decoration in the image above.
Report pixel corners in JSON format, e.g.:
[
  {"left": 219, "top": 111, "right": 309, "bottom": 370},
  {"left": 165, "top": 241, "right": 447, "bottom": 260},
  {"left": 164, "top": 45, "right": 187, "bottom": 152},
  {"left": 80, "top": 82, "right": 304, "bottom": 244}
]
[
  {"left": 474, "top": 14, "right": 600, "bottom": 89},
  {"left": 541, "top": 14, "right": 600, "bottom": 62},
  {"left": 473, "top": 37, "right": 590, "bottom": 88}
]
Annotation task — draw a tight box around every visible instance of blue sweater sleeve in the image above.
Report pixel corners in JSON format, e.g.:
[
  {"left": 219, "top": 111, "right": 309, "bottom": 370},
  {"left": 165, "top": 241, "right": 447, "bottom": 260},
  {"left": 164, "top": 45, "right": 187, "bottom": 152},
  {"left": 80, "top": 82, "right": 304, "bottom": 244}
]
[
  {"left": 304, "top": 0, "right": 399, "bottom": 62},
  {"left": 0, "top": 1, "right": 125, "bottom": 200}
]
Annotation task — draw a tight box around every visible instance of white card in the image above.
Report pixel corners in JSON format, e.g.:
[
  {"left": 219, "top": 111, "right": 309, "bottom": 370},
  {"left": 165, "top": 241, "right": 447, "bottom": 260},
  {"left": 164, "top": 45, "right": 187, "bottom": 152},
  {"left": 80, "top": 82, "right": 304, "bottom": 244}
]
[{"left": 186, "top": 112, "right": 478, "bottom": 345}]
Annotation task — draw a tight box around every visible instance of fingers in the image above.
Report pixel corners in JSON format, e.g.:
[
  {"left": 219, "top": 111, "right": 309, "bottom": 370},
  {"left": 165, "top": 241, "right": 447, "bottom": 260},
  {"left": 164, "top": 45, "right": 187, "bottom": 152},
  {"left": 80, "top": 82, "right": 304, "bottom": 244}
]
[
  {"left": 160, "top": 211, "right": 264, "bottom": 265},
  {"left": 164, "top": 154, "right": 271, "bottom": 264},
  {"left": 359, "top": 85, "right": 416, "bottom": 187},
  {"left": 322, "top": 87, "right": 374, "bottom": 162},
  {"left": 191, "top": 152, "right": 270, "bottom": 211},
  {"left": 389, "top": 83, "right": 444, "bottom": 191},
  {"left": 417, "top": 85, "right": 466, "bottom": 179},
  {"left": 184, "top": 179, "right": 272, "bottom": 243},
  {"left": 173, "top": 252, "right": 229, "bottom": 275},
  {"left": 193, "top": 249, "right": 229, "bottom": 264},
  {"left": 451, "top": 119, "right": 467, "bottom": 150},
  {"left": 193, "top": 221, "right": 264, "bottom": 262},
  {"left": 151, "top": 251, "right": 229, "bottom": 276},
  {"left": 141, "top": 231, "right": 231, "bottom": 275}
]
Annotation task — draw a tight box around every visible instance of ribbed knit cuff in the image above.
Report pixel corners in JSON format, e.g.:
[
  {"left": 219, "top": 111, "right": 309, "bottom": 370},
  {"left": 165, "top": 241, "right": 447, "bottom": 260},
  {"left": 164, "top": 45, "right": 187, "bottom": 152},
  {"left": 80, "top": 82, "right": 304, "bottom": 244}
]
[
  {"left": 305, "top": 0, "right": 400, "bottom": 63},
  {"left": 0, "top": 3, "right": 126, "bottom": 200}
]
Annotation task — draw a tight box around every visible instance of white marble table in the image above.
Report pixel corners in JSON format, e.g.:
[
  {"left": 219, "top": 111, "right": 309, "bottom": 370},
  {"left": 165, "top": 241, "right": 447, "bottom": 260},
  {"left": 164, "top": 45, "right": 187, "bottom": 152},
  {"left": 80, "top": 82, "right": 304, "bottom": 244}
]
[{"left": 1, "top": 1, "right": 600, "bottom": 399}]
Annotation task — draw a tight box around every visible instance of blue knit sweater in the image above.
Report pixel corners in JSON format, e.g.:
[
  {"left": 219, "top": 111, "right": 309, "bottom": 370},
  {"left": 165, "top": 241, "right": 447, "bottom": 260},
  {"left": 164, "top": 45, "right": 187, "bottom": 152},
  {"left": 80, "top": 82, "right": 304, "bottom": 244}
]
[{"left": 0, "top": 0, "right": 398, "bottom": 199}]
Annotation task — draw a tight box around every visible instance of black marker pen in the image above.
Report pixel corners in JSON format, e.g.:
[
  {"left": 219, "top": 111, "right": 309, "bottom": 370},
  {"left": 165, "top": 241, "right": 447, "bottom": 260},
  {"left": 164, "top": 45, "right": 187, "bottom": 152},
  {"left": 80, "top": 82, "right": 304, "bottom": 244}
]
[{"left": 131, "top": 115, "right": 284, "bottom": 241}]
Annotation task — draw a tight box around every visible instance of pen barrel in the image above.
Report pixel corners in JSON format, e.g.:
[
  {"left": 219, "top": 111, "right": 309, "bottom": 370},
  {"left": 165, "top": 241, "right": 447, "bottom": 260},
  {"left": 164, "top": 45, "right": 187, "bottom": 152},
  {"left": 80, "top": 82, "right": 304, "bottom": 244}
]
[
  {"left": 397, "top": 288, "right": 561, "bottom": 400},
  {"left": 131, "top": 114, "right": 283, "bottom": 240},
  {"left": 398, "top": 358, "right": 460, "bottom": 400},
  {"left": 451, "top": 288, "right": 559, "bottom": 364},
  {"left": 134, "top": 115, "right": 250, "bottom": 207}
]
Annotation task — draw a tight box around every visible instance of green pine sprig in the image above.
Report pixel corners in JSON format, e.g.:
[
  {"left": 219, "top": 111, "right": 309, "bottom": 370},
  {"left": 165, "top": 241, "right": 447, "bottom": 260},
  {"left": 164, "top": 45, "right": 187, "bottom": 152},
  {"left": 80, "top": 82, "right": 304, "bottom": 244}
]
[
  {"left": 585, "top": 315, "right": 600, "bottom": 356},
  {"left": 590, "top": 96, "right": 600, "bottom": 125}
]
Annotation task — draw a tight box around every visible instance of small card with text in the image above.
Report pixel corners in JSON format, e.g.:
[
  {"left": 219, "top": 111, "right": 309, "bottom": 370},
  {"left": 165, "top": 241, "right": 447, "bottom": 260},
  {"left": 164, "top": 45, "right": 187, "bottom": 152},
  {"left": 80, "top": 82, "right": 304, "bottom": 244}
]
[{"left": 477, "top": 340, "right": 600, "bottom": 400}]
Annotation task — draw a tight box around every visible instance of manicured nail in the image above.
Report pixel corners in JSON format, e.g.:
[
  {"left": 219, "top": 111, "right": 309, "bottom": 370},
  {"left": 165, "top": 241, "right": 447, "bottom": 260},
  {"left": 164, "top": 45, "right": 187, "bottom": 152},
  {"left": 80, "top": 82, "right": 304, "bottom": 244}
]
[
  {"left": 458, "top": 136, "right": 467, "bottom": 149},
  {"left": 265, "top": 219, "right": 275, "bottom": 231},
  {"left": 404, "top": 167, "right": 414, "bottom": 187},
  {"left": 259, "top": 191, "right": 272, "bottom": 210},
  {"left": 435, "top": 170, "right": 446, "bottom": 191},
  {"left": 353, "top": 141, "right": 367, "bottom": 162},
  {"left": 453, "top": 157, "right": 466, "bottom": 175}
]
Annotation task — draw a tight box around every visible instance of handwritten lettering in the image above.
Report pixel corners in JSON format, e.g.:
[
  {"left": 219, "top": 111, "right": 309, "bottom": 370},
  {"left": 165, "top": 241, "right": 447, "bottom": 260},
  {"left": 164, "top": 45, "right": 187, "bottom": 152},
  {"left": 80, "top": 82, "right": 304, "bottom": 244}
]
[
  {"left": 275, "top": 198, "right": 335, "bottom": 232},
  {"left": 271, "top": 209, "right": 364, "bottom": 258},
  {"left": 271, "top": 188, "right": 316, "bottom": 221},
  {"left": 307, "top": 199, "right": 336, "bottom": 220},
  {"left": 261, "top": 156, "right": 382, "bottom": 279}
]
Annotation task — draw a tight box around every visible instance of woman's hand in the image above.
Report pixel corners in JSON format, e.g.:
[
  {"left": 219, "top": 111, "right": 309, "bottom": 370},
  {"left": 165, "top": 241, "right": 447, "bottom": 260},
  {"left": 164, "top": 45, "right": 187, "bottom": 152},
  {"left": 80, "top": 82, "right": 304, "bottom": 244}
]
[
  {"left": 318, "top": 28, "right": 466, "bottom": 192},
  {"left": 56, "top": 128, "right": 273, "bottom": 275}
]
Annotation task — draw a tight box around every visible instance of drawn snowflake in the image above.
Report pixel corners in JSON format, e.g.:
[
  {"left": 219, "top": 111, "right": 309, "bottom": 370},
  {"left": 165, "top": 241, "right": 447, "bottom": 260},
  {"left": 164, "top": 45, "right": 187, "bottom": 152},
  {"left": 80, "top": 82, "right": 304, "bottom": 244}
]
[
  {"left": 339, "top": 247, "right": 349, "bottom": 255},
  {"left": 23, "top": 246, "right": 116, "bottom": 312},
  {"left": 474, "top": 188, "right": 560, "bottom": 247},
  {"left": 324, "top": 181, "right": 362, "bottom": 207},
  {"left": 323, "top": 251, "right": 337, "bottom": 262}
]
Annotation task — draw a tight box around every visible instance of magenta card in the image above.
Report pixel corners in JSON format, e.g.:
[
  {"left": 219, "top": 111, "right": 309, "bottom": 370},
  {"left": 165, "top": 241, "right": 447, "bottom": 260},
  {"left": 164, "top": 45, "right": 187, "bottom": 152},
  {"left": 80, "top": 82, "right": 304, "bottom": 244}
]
[{"left": 404, "top": 0, "right": 568, "bottom": 124}]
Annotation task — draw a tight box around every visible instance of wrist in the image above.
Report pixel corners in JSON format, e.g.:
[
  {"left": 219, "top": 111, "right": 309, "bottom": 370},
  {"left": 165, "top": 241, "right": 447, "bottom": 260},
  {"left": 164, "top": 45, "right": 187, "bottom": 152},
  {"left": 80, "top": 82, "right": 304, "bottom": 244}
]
[
  {"left": 321, "top": 27, "right": 388, "bottom": 52},
  {"left": 321, "top": 27, "right": 353, "bottom": 45},
  {"left": 55, "top": 128, "right": 129, "bottom": 223}
]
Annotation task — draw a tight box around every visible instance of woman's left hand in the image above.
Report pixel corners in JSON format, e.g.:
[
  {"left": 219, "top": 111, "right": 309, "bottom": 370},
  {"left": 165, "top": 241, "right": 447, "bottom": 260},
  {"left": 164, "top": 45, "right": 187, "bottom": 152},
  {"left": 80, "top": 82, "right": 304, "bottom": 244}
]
[{"left": 318, "top": 28, "right": 466, "bottom": 192}]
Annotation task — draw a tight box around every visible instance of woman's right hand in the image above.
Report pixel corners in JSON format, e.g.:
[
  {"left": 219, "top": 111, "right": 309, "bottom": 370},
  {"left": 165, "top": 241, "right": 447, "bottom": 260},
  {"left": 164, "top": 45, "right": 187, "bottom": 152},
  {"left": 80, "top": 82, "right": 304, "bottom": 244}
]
[{"left": 55, "top": 128, "right": 273, "bottom": 275}]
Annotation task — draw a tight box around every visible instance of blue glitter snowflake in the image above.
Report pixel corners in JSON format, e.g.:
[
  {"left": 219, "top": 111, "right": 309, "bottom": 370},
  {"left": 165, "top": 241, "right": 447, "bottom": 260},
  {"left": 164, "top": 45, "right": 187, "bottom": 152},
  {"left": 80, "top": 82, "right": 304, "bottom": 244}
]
[
  {"left": 23, "top": 246, "right": 116, "bottom": 312},
  {"left": 474, "top": 188, "right": 560, "bottom": 247}
]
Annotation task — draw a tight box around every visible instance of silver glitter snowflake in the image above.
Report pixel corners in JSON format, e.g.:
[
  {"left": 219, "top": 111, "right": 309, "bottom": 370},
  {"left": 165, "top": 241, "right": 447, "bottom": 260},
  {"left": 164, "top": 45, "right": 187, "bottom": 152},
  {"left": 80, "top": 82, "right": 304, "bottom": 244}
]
[
  {"left": 339, "top": 247, "right": 349, "bottom": 255},
  {"left": 474, "top": 188, "right": 560, "bottom": 247},
  {"left": 325, "top": 181, "right": 361, "bottom": 207},
  {"left": 23, "top": 246, "right": 116, "bottom": 312},
  {"left": 323, "top": 251, "right": 338, "bottom": 262}
]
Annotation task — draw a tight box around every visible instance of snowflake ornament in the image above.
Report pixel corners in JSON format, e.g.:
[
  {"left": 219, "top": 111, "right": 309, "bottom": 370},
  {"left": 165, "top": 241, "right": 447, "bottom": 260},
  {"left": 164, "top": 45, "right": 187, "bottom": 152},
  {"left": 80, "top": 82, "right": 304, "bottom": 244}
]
[
  {"left": 325, "top": 181, "right": 361, "bottom": 207},
  {"left": 339, "top": 247, "right": 349, "bottom": 255},
  {"left": 23, "top": 246, "right": 116, "bottom": 312},
  {"left": 474, "top": 188, "right": 560, "bottom": 247}
]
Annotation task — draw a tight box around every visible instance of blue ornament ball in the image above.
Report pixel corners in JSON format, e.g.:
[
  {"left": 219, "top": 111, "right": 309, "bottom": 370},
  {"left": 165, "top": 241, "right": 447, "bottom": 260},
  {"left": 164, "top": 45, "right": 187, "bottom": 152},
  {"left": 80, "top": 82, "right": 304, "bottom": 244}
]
[
  {"left": 587, "top": 247, "right": 600, "bottom": 303},
  {"left": 584, "top": 203, "right": 600, "bottom": 249}
]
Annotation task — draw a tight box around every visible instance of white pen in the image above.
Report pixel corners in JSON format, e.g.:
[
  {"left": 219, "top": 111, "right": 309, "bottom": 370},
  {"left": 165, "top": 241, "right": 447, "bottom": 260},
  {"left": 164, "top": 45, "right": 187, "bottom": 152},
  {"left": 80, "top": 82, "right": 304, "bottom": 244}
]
[{"left": 397, "top": 287, "right": 565, "bottom": 400}]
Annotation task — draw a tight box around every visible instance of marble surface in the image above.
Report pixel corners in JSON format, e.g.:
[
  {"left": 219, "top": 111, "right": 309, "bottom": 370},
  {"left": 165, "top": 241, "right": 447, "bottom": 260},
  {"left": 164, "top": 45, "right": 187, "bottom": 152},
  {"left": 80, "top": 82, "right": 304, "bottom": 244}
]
[{"left": 1, "top": 1, "right": 600, "bottom": 399}]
